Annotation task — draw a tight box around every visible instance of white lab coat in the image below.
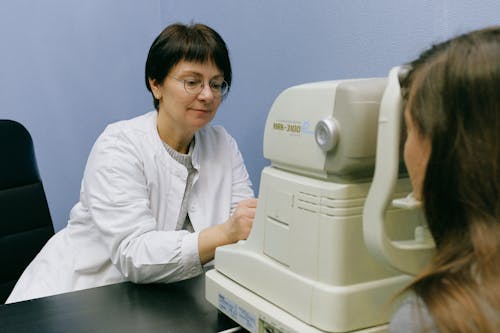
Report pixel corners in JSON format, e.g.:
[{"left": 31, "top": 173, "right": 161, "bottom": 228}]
[{"left": 7, "top": 111, "right": 254, "bottom": 303}]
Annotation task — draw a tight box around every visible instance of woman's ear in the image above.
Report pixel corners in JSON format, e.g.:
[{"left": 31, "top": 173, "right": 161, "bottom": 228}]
[{"left": 148, "top": 78, "right": 162, "bottom": 100}]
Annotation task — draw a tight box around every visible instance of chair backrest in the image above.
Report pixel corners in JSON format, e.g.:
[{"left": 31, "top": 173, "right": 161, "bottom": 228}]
[{"left": 0, "top": 120, "right": 55, "bottom": 303}]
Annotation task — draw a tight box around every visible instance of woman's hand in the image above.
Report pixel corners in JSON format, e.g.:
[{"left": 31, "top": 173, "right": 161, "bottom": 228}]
[
  {"left": 198, "top": 198, "right": 258, "bottom": 264},
  {"left": 223, "top": 198, "right": 258, "bottom": 243}
]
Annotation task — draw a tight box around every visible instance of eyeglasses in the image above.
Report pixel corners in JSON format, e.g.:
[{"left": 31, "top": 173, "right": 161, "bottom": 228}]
[{"left": 169, "top": 76, "right": 230, "bottom": 97}]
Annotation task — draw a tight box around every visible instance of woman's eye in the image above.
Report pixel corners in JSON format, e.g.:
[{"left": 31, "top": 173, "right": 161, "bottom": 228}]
[
  {"left": 210, "top": 82, "right": 223, "bottom": 90},
  {"left": 185, "top": 79, "right": 200, "bottom": 88}
]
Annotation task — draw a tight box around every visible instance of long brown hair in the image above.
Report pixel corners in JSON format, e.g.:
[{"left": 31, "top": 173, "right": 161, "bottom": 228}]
[{"left": 402, "top": 26, "right": 500, "bottom": 333}]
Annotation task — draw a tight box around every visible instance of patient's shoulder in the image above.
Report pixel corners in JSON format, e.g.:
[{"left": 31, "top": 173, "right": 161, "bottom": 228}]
[{"left": 389, "top": 294, "right": 439, "bottom": 333}]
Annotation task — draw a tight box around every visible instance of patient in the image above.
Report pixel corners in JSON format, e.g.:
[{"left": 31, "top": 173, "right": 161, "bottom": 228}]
[{"left": 389, "top": 26, "right": 500, "bottom": 333}]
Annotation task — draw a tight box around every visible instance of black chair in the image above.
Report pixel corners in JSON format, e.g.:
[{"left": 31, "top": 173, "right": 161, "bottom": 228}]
[{"left": 0, "top": 120, "right": 55, "bottom": 303}]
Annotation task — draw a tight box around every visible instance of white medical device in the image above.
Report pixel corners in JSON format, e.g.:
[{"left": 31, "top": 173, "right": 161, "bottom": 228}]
[{"left": 206, "top": 68, "right": 435, "bottom": 333}]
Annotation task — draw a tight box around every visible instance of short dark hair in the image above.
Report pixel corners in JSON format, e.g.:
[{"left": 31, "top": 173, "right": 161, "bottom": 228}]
[{"left": 145, "top": 23, "right": 232, "bottom": 109}]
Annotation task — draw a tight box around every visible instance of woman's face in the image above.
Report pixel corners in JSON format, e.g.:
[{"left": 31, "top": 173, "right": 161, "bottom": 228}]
[
  {"left": 150, "top": 60, "right": 224, "bottom": 134},
  {"left": 403, "top": 107, "right": 431, "bottom": 201}
]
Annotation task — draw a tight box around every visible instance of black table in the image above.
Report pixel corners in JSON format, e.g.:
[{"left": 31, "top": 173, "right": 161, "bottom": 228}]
[{"left": 0, "top": 273, "right": 242, "bottom": 333}]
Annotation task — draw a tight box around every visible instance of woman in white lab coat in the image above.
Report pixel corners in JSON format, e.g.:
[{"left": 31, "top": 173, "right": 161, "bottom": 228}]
[
  {"left": 7, "top": 23, "right": 257, "bottom": 303},
  {"left": 389, "top": 26, "right": 500, "bottom": 333}
]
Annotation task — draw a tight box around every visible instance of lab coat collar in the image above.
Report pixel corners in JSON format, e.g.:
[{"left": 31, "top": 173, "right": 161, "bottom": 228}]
[
  {"left": 148, "top": 110, "right": 201, "bottom": 172},
  {"left": 192, "top": 131, "right": 201, "bottom": 170}
]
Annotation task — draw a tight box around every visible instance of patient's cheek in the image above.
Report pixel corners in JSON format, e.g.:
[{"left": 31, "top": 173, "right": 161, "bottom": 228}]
[{"left": 403, "top": 133, "right": 430, "bottom": 201}]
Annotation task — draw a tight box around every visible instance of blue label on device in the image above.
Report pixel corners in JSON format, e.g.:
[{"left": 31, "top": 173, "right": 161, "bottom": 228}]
[
  {"left": 218, "top": 293, "right": 257, "bottom": 332},
  {"left": 218, "top": 294, "right": 238, "bottom": 320}
]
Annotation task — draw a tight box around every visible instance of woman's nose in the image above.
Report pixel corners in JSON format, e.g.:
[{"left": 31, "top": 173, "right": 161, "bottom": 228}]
[{"left": 197, "top": 83, "right": 215, "bottom": 100}]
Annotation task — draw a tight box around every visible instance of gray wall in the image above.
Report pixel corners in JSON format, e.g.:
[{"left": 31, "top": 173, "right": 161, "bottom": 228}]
[{"left": 1, "top": 0, "right": 498, "bottom": 231}]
